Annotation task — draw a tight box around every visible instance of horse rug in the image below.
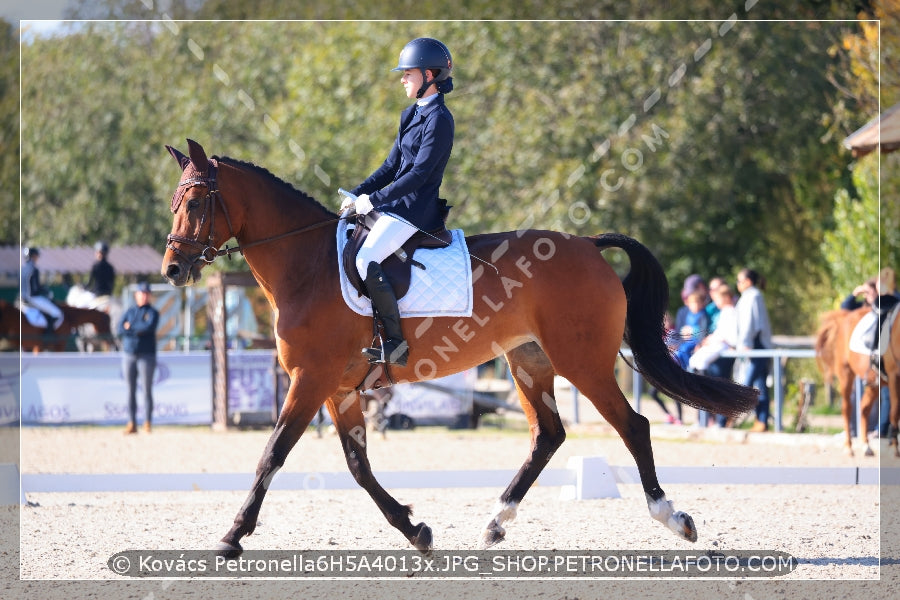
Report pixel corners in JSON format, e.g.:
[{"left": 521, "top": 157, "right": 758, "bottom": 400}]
[{"left": 336, "top": 219, "right": 474, "bottom": 318}]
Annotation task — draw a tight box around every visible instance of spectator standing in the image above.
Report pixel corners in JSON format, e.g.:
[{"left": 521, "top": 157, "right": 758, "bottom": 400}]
[
  {"left": 118, "top": 282, "right": 159, "bottom": 434},
  {"left": 735, "top": 268, "right": 773, "bottom": 432}
]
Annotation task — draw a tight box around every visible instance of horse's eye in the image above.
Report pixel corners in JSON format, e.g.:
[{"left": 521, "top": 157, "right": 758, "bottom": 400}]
[{"left": 186, "top": 198, "right": 201, "bottom": 211}]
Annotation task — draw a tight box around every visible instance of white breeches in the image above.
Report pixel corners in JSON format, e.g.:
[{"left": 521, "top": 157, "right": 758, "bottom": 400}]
[
  {"left": 25, "top": 296, "right": 64, "bottom": 329},
  {"left": 355, "top": 214, "right": 418, "bottom": 279}
]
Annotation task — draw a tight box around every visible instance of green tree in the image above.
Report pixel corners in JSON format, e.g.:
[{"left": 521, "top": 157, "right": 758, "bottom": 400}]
[
  {"left": 821, "top": 156, "right": 880, "bottom": 301},
  {"left": 0, "top": 20, "right": 18, "bottom": 244}
]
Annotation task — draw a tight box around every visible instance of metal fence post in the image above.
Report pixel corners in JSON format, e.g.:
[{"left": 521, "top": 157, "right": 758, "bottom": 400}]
[{"left": 773, "top": 357, "right": 783, "bottom": 432}]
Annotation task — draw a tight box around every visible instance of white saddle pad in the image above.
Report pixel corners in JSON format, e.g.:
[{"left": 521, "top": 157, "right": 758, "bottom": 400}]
[
  {"left": 849, "top": 311, "right": 878, "bottom": 355},
  {"left": 337, "top": 219, "right": 474, "bottom": 318}
]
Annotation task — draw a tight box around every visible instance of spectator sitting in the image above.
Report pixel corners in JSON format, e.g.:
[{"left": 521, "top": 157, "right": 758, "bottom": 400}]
[
  {"left": 672, "top": 290, "right": 707, "bottom": 369},
  {"left": 689, "top": 284, "right": 738, "bottom": 373}
]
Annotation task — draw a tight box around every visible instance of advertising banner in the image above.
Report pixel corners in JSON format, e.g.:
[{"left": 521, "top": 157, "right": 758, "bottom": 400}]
[
  {"left": 20, "top": 353, "right": 212, "bottom": 425},
  {"left": 226, "top": 350, "right": 276, "bottom": 414},
  {"left": 0, "top": 354, "right": 18, "bottom": 426}
]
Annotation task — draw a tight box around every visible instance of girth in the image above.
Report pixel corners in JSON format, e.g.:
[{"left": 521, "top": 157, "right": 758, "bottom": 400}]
[{"left": 341, "top": 211, "right": 452, "bottom": 300}]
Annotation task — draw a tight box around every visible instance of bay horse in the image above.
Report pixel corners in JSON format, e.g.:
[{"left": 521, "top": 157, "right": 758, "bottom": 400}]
[
  {"left": 161, "top": 139, "right": 758, "bottom": 555},
  {"left": 815, "top": 307, "right": 879, "bottom": 456},
  {"left": 0, "top": 299, "right": 112, "bottom": 353}
]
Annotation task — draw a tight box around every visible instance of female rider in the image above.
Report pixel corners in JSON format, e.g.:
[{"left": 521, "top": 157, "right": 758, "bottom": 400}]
[{"left": 344, "top": 37, "right": 455, "bottom": 367}]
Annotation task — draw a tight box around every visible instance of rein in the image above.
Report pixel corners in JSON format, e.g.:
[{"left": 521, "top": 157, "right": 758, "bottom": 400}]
[{"left": 166, "top": 161, "right": 345, "bottom": 267}]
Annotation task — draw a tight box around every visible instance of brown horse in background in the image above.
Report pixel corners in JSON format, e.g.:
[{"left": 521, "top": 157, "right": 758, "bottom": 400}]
[
  {"left": 815, "top": 307, "right": 879, "bottom": 456},
  {"left": 0, "top": 299, "right": 112, "bottom": 353},
  {"left": 161, "top": 139, "right": 758, "bottom": 556},
  {"left": 61, "top": 303, "right": 116, "bottom": 351}
]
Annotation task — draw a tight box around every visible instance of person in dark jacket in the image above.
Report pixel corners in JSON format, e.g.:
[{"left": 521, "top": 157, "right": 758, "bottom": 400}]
[
  {"left": 87, "top": 241, "right": 116, "bottom": 297},
  {"left": 344, "top": 37, "right": 455, "bottom": 367},
  {"left": 118, "top": 282, "right": 159, "bottom": 434}
]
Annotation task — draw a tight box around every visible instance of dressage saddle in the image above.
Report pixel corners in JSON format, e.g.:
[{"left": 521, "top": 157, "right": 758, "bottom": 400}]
[{"left": 341, "top": 209, "right": 452, "bottom": 301}]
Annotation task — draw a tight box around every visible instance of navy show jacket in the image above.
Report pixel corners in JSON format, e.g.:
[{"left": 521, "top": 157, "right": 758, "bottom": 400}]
[{"left": 352, "top": 94, "right": 454, "bottom": 233}]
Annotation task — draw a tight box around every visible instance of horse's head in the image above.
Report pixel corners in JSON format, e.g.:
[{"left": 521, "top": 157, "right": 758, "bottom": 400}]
[{"left": 161, "top": 139, "right": 237, "bottom": 286}]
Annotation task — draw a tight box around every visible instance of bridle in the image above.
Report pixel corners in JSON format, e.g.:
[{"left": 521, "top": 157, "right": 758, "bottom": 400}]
[{"left": 166, "top": 160, "right": 344, "bottom": 268}]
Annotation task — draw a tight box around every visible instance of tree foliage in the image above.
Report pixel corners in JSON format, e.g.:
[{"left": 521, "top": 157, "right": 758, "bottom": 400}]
[
  {"left": 12, "top": 5, "right": 889, "bottom": 334},
  {"left": 0, "top": 20, "right": 18, "bottom": 244}
]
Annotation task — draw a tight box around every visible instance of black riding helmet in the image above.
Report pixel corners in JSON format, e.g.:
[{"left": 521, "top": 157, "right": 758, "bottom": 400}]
[{"left": 391, "top": 37, "right": 453, "bottom": 99}]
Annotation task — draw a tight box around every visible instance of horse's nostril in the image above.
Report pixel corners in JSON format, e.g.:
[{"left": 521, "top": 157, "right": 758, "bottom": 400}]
[{"left": 166, "top": 263, "right": 182, "bottom": 280}]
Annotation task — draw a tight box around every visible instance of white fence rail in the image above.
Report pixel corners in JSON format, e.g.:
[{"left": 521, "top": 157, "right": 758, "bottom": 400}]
[{"left": 615, "top": 348, "right": 818, "bottom": 432}]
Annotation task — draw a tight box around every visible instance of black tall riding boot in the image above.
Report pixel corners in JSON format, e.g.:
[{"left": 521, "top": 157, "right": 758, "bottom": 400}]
[{"left": 362, "top": 262, "right": 409, "bottom": 366}]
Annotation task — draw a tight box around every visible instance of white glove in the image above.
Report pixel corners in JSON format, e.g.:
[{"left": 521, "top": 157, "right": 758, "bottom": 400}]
[
  {"left": 355, "top": 193, "right": 374, "bottom": 215},
  {"left": 339, "top": 195, "right": 354, "bottom": 212}
]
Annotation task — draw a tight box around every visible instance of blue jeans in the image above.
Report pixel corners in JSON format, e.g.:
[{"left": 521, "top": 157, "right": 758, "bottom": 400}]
[
  {"left": 744, "top": 356, "right": 771, "bottom": 424},
  {"left": 123, "top": 353, "right": 156, "bottom": 425}
]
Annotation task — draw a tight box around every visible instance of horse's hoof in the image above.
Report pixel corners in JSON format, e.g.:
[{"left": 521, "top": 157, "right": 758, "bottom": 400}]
[
  {"left": 672, "top": 511, "right": 698, "bottom": 543},
  {"left": 410, "top": 522, "right": 433, "bottom": 554},
  {"left": 864, "top": 446, "right": 875, "bottom": 457},
  {"left": 480, "top": 524, "right": 506, "bottom": 549},
  {"left": 216, "top": 540, "right": 243, "bottom": 558},
  {"left": 844, "top": 446, "right": 854, "bottom": 457}
]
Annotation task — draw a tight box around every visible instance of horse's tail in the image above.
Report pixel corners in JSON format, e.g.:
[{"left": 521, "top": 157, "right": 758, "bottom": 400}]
[{"left": 593, "top": 233, "right": 758, "bottom": 418}]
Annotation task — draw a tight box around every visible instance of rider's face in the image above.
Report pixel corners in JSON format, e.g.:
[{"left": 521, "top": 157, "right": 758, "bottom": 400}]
[
  {"left": 401, "top": 69, "right": 435, "bottom": 99},
  {"left": 401, "top": 69, "right": 422, "bottom": 99}
]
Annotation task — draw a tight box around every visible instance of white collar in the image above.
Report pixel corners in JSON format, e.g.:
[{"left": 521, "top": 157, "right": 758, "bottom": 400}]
[{"left": 416, "top": 93, "right": 439, "bottom": 107}]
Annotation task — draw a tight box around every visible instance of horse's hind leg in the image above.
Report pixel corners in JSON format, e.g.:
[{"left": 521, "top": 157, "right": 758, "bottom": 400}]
[
  {"left": 218, "top": 375, "right": 326, "bottom": 557},
  {"left": 887, "top": 372, "right": 900, "bottom": 458},
  {"left": 570, "top": 373, "right": 697, "bottom": 543},
  {"left": 326, "top": 391, "right": 433, "bottom": 553},
  {"left": 482, "top": 342, "right": 566, "bottom": 548}
]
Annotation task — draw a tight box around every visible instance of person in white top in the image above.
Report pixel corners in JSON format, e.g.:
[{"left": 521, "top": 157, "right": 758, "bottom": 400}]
[
  {"left": 691, "top": 283, "right": 739, "bottom": 428},
  {"left": 735, "top": 268, "right": 773, "bottom": 432},
  {"left": 689, "top": 284, "right": 738, "bottom": 372}
]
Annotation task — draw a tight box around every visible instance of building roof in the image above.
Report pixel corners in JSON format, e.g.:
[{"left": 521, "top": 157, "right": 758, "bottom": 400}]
[
  {"left": 843, "top": 101, "right": 900, "bottom": 157},
  {"left": 0, "top": 245, "right": 165, "bottom": 278}
]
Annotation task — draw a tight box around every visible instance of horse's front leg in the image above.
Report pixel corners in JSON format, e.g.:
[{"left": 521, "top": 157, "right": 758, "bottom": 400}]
[
  {"left": 858, "top": 384, "right": 877, "bottom": 457},
  {"left": 326, "top": 391, "right": 433, "bottom": 553},
  {"left": 218, "top": 374, "right": 327, "bottom": 557}
]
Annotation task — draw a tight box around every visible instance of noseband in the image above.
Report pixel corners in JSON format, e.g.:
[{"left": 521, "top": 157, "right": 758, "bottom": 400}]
[{"left": 166, "top": 160, "right": 347, "bottom": 269}]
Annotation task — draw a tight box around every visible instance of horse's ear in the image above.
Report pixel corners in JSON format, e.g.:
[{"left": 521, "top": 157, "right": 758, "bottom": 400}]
[
  {"left": 186, "top": 139, "right": 209, "bottom": 174},
  {"left": 166, "top": 145, "right": 191, "bottom": 171}
]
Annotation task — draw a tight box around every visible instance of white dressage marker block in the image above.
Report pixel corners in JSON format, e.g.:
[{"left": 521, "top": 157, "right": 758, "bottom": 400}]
[
  {"left": 559, "top": 456, "right": 620, "bottom": 500},
  {"left": 0, "top": 463, "right": 24, "bottom": 505}
]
